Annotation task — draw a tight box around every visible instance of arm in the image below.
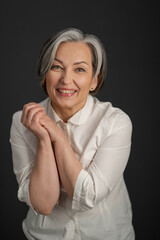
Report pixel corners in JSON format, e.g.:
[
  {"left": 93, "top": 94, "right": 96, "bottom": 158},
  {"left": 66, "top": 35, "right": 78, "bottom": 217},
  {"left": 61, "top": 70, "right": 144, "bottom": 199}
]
[
  {"left": 40, "top": 112, "right": 132, "bottom": 211},
  {"left": 39, "top": 115, "right": 82, "bottom": 199},
  {"left": 72, "top": 113, "right": 133, "bottom": 211},
  {"left": 29, "top": 136, "right": 60, "bottom": 215},
  {"left": 18, "top": 103, "right": 60, "bottom": 215}
]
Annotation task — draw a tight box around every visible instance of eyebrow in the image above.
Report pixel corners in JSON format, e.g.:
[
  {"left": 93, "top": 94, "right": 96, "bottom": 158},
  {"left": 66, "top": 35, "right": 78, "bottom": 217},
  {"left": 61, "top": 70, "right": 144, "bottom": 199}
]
[{"left": 54, "top": 58, "right": 89, "bottom": 66}]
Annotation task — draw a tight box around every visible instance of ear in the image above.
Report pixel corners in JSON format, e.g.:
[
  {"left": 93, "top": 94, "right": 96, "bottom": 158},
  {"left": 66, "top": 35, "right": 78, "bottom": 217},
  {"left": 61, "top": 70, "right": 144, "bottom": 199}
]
[{"left": 90, "top": 77, "right": 98, "bottom": 91}]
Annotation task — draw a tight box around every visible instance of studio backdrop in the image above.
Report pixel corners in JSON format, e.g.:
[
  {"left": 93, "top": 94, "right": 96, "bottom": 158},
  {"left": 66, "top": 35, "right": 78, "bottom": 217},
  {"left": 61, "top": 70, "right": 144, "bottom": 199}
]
[{"left": 1, "top": 1, "right": 159, "bottom": 239}]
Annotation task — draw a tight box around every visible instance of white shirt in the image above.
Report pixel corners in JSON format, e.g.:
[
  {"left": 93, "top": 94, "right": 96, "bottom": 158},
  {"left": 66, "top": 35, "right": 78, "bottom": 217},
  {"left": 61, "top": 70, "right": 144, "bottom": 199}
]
[{"left": 10, "top": 95, "right": 135, "bottom": 240}]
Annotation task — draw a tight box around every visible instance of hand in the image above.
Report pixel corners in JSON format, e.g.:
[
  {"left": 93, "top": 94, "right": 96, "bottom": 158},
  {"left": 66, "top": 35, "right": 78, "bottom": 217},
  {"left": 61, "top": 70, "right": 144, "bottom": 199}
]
[
  {"left": 39, "top": 114, "right": 62, "bottom": 143},
  {"left": 21, "top": 102, "right": 49, "bottom": 140}
]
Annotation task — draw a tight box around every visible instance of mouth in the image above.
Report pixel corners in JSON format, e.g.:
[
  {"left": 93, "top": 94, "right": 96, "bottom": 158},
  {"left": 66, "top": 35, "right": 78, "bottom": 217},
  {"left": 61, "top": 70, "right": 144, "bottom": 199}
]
[{"left": 57, "top": 88, "right": 77, "bottom": 97}]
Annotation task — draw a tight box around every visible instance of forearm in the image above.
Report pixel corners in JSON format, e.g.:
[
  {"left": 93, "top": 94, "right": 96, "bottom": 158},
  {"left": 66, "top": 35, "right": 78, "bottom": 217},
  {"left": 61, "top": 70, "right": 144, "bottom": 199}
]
[
  {"left": 29, "top": 136, "right": 60, "bottom": 215},
  {"left": 53, "top": 131, "right": 82, "bottom": 199},
  {"left": 39, "top": 114, "right": 82, "bottom": 199}
]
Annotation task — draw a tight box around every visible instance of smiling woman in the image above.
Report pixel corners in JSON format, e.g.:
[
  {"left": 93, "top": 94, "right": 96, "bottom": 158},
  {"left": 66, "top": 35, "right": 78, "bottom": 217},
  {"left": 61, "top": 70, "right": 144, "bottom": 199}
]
[
  {"left": 38, "top": 28, "right": 107, "bottom": 97},
  {"left": 10, "top": 28, "right": 135, "bottom": 240},
  {"left": 45, "top": 41, "right": 98, "bottom": 121}
]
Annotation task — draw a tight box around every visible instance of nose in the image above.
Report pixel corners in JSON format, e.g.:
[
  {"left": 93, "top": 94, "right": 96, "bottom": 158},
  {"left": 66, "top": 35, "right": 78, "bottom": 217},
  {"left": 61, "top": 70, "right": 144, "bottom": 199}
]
[{"left": 60, "top": 69, "right": 73, "bottom": 85}]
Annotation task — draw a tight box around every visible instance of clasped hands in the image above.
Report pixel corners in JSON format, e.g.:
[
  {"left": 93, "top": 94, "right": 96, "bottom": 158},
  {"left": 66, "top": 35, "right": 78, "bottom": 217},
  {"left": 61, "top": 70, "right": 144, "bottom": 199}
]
[{"left": 21, "top": 102, "right": 59, "bottom": 142}]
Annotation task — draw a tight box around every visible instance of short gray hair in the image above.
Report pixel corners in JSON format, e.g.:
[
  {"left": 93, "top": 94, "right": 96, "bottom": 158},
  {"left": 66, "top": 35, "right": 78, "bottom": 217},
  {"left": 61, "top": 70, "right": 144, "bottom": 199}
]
[{"left": 37, "top": 28, "right": 107, "bottom": 95}]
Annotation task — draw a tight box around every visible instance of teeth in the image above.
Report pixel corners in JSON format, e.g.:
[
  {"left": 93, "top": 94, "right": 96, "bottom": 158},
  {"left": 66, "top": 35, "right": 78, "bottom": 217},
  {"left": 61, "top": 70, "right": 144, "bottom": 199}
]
[{"left": 58, "top": 89, "right": 76, "bottom": 93}]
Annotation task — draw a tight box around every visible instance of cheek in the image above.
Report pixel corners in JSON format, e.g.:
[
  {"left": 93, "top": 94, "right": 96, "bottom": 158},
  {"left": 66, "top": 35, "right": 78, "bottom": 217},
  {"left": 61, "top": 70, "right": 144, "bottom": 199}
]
[
  {"left": 82, "top": 78, "right": 93, "bottom": 90},
  {"left": 46, "top": 75, "right": 57, "bottom": 88},
  {"left": 45, "top": 79, "right": 55, "bottom": 96},
  {"left": 76, "top": 74, "right": 93, "bottom": 87},
  {"left": 45, "top": 79, "right": 51, "bottom": 90}
]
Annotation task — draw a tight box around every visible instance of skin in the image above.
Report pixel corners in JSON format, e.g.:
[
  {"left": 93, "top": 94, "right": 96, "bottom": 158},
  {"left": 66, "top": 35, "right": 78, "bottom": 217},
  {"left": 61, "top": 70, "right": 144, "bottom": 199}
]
[
  {"left": 21, "top": 103, "right": 60, "bottom": 215},
  {"left": 46, "top": 41, "right": 98, "bottom": 122},
  {"left": 21, "top": 41, "right": 98, "bottom": 215}
]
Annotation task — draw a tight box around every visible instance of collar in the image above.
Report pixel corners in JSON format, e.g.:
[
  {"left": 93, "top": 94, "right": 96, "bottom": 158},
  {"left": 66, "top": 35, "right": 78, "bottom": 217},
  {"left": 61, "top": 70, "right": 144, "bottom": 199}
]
[{"left": 47, "top": 94, "right": 94, "bottom": 126}]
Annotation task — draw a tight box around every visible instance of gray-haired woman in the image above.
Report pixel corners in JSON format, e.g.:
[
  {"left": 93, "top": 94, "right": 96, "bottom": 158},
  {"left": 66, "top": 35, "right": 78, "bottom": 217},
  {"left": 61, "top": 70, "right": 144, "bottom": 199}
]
[{"left": 10, "top": 28, "right": 135, "bottom": 240}]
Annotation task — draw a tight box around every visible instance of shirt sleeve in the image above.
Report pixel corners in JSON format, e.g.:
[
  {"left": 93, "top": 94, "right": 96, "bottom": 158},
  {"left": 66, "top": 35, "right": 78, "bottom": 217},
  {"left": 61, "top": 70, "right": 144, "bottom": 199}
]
[
  {"left": 10, "top": 111, "right": 37, "bottom": 213},
  {"left": 72, "top": 112, "right": 132, "bottom": 212}
]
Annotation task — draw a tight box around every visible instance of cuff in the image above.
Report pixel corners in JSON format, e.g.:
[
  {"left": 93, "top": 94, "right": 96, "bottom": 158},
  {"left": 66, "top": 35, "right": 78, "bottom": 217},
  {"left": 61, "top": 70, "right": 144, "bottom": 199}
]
[
  {"left": 18, "top": 179, "right": 38, "bottom": 215},
  {"left": 72, "top": 169, "right": 93, "bottom": 212}
]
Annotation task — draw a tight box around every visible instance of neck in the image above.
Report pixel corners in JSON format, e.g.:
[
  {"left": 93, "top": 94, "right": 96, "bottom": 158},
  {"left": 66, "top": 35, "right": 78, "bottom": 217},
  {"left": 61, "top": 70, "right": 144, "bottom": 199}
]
[
  {"left": 57, "top": 111, "right": 73, "bottom": 123},
  {"left": 50, "top": 97, "right": 88, "bottom": 123},
  {"left": 51, "top": 105, "right": 78, "bottom": 123}
]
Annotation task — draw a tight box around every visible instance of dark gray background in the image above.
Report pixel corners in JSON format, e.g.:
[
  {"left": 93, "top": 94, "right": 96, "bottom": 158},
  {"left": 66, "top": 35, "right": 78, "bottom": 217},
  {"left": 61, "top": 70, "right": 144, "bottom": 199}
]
[{"left": 1, "top": 1, "right": 159, "bottom": 239}]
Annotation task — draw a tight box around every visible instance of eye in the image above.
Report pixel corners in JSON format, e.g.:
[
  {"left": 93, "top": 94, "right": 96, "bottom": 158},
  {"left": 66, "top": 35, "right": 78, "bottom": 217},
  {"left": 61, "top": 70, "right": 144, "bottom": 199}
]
[
  {"left": 76, "top": 67, "right": 85, "bottom": 72},
  {"left": 51, "top": 65, "right": 63, "bottom": 70}
]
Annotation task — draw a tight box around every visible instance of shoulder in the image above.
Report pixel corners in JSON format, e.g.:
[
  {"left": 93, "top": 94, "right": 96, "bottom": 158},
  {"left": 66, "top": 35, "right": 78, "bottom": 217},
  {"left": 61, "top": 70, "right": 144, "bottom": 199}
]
[
  {"left": 38, "top": 97, "right": 50, "bottom": 108},
  {"left": 92, "top": 96, "right": 132, "bottom": 129},
  {"left": 12, "top": 110, "right": 22, "bottom": 129}
]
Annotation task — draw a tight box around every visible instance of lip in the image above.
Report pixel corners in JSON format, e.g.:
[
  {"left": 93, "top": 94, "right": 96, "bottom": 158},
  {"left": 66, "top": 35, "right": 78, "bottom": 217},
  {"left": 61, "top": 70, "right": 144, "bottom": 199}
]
[{"left": 56, "top": 88, "right": 77, "bottom": 97}]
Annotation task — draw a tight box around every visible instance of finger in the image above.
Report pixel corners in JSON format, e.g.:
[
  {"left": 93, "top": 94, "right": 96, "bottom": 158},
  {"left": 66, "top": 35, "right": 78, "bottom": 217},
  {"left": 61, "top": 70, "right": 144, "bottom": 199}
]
[
  {"left": 21, "top": 103, "right": 45, "bottom": 126},
  {"left": 21, "top": 103, "right": 37, "bottom": 124},
  {"left": 27, "top": 106, "right": 45, "bottom": 126},
  {"left": 31, "top": 111, "right": 50, "bottom": 139},
  {"left": 21, "top": 105, "right": 42, "bottom": 126},
  {"left": 27, "top": 111, "right": 49, "bottom": 139},
  {"left": 32, "top": 110, "right": 46, "bottom": 126},
  {"left": 39, "top": 115, "right": 56, "bottom": 134}
]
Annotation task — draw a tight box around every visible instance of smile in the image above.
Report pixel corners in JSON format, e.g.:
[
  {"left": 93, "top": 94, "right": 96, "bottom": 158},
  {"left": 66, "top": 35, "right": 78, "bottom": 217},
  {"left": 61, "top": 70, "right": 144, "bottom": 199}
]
[
  {"left": 57, "top": 88, "right": 77, "bottom": 97},
  {"left": 58, "top": 89, "right": 76, "bottom": 94}
]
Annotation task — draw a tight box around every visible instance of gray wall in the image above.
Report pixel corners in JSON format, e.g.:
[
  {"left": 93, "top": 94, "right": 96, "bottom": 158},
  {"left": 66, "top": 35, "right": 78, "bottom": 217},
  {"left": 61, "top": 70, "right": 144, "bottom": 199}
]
[{"left": 1, "top": 1, "right": 159, "bottom": 239}]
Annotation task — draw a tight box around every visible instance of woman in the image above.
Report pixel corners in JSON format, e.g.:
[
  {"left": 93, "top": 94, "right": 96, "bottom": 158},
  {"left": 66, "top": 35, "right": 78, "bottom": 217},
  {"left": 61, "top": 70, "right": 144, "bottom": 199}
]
[{"left": 10, "top": 28, "right": 135, "bottom": 240}]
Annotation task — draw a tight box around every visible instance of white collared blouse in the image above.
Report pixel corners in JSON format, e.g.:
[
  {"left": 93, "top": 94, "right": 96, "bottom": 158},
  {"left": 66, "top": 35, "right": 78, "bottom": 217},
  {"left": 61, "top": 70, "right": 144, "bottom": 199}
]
[{"left": 10, "top": 95, "right": 135, "bottom": 240}]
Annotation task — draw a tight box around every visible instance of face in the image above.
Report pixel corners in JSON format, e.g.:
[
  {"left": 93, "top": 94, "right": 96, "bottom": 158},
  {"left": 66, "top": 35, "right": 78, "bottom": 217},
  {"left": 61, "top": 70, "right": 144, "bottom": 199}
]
[{"left": 45, "top": 41, "right": 98, "bottom": 121}]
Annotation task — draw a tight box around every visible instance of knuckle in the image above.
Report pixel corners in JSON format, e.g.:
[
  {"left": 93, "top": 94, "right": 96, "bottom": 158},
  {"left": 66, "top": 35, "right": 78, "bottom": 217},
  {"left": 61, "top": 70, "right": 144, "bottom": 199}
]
[
  {"left": 32, "top": 112, "right": 41, "bottom": 123},
  {"left": 23, "top": 104, "right": 30, "bottom": 112},
  {"left": 23, "top": 104, "right": 27, "bottom": 110},
  {"left": 28, "top": 108, "right": 33, "bottom": 114}
]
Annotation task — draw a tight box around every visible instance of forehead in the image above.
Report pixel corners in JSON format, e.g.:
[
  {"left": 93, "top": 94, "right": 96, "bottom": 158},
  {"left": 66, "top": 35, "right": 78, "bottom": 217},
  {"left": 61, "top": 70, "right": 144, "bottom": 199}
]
[{"left": 55, "top": 41, "right": 92, "bottom": 62}]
